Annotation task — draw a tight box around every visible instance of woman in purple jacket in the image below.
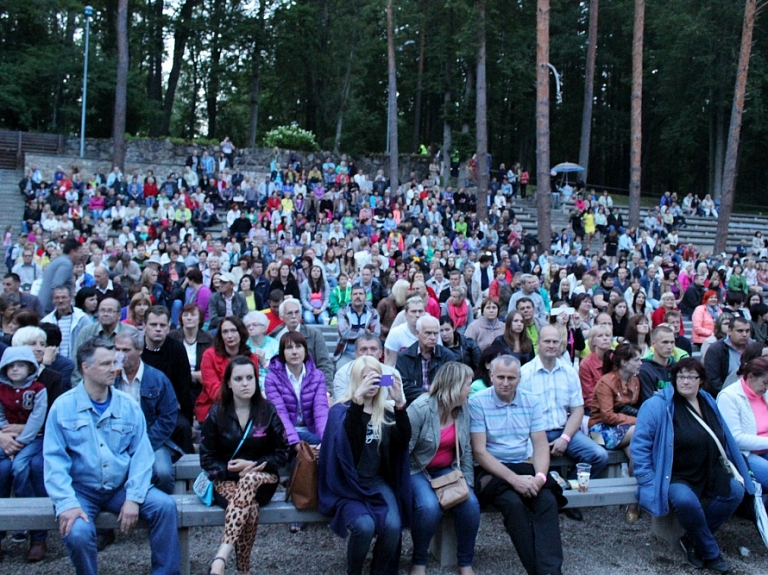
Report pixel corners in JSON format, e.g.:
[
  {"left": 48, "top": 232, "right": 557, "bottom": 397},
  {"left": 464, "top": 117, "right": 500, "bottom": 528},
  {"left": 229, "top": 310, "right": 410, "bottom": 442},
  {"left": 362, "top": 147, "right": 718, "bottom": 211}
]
[{"left": 264, "top": 330, "right": 329, "bottom": 450}]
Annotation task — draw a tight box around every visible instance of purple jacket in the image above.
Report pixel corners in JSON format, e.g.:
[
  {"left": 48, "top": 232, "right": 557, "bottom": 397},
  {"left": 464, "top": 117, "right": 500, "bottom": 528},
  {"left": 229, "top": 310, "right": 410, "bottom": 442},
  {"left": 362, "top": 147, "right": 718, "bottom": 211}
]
[{"left": 265, "top": 355, "right": 329, "bottom": 445}]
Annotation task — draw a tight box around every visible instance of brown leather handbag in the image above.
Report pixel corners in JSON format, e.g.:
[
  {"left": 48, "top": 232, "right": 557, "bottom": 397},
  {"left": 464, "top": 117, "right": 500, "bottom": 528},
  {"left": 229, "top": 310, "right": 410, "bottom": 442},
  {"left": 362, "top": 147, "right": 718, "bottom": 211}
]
[
  {"left": 425, "top": 423, "right": 470, "bottom": 510},
  {"left": 285, "top": 441, "right": 319, "bottom": 510}
]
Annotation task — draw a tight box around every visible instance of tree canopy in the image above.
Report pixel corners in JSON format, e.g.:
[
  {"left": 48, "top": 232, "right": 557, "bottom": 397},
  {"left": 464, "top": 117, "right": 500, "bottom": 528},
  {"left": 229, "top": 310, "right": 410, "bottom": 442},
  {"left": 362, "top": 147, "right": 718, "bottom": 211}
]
[{"left": 1, "top": 0, "right": 766, "bottom": 203}]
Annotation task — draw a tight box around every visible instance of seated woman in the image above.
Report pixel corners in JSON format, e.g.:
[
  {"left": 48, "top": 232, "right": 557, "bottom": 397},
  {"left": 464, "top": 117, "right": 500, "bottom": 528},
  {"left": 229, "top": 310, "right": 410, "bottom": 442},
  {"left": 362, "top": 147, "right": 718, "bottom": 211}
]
[
  {"left": 264, "top": 331, "right": 328, "bottom": 449},
  {"left": 200, "top": 356, "right": 290, "bottom": 575},
  {"left": 123, "top": 292, "right": 151, "bottom": 331},
  {"left": 589, "top": 343, "right": 642, "bottom": 522},
  {"left": 631, "top": 358, "right": 752, "bottom": 573},
  {"left": 464, "top": 298, "right": 505, "bottom": 352},
  {"left": 717, "top": 356, "right": 768, "bottom": 494},
  {"left": 299, "top": 264, "right": 330, "bottom": 325},
  {"left": 492, "top": 310, "right": 534, "bottom": 366},
  {"left": 439, "top": 316, "right": 481, "bottom": 373},
  {"left": 579, "top": 324, "right": 613, "bottom": 414},
  {"left": 169, "top": 303, "right": 213, "bottom": 401},
  {"left": 624, "top": 315, "right": 651, "bottom": 357},
  {"left": 196, "top": 316, "right": 257, "bottom": 424},
  {"left": 692, "top": 290, "right": 721, "bottom": 345},
  {"left": 407, "top": 362, "right": 479, "bottom": 575},
  {"left": 318, "top": 356, "right": 410, "bottom": 575}
]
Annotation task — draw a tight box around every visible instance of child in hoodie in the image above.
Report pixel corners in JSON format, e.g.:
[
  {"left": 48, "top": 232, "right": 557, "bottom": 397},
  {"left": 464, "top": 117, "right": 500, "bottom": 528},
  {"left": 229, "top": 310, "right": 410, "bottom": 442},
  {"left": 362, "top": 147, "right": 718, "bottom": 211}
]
[{"left": 0, "top": 346, "right": 47, "bottom": 497}]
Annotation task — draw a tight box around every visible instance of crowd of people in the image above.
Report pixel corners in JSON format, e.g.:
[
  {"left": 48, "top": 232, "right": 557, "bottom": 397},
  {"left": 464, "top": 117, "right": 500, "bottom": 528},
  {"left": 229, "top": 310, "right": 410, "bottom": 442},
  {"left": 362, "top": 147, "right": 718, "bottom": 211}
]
[{"left": 1, "top": 150, "right": 768, "bottom": 575}]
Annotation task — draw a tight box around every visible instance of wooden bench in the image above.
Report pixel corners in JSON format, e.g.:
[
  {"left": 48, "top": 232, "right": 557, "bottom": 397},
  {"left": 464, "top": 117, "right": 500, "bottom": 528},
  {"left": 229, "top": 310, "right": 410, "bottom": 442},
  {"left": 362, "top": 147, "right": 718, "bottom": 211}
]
[
  {"left": 550, "top": 449, "right": 628, "bottom": 479},
  {"left": 429, "top": 477, "right": 639, "bottom": 567},
  {"left": 0, "top": 493, "right": 328, "bottom": 575}
]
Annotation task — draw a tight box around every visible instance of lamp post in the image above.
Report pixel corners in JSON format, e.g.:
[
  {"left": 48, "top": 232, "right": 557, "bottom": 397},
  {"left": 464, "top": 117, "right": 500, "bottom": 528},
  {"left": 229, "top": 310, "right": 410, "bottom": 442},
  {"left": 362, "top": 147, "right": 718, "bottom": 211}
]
[{"left": 80, "top": 5, "right": 93, "bottom": 158}]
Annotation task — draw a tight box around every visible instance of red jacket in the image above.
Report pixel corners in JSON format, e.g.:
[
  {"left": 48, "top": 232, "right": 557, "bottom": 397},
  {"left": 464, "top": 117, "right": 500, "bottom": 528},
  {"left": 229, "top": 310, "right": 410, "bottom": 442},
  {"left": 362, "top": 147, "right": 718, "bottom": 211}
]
[{"left": 195, "top": 348, "right": 258, "bottom": 423}]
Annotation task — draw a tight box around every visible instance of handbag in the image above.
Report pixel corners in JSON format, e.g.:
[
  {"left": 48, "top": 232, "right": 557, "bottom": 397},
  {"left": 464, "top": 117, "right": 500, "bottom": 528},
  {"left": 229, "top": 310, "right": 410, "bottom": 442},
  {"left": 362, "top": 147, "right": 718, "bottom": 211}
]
[
  {"left": 421, "top": 421, "right": 470, "bottom": 510},
  {"left": 685, "top": 407, "right": 745, "bottom": 487},
  {"left": 285, "top": 441, "right": 319, "bottom": 510},
  {"left": 194, "top": 420, "right": 253, "bottom": 506}
]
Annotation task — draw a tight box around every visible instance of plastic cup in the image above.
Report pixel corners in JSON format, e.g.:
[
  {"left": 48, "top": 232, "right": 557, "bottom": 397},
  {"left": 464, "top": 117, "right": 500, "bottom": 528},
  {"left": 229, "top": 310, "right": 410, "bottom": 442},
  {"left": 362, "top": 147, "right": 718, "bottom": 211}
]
[{"left": 576, "top": 463, "right": 591, "bottom": 492}]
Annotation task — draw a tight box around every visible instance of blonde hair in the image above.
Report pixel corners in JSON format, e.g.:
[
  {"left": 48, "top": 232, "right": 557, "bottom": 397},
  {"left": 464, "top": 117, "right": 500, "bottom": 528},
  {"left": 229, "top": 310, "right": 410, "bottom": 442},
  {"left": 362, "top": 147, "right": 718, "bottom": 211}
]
[
  {"left": 429, "top": 362, "right": 473, "bottom": 422},
  {"left": 340, "top": 356, "right": 393, "bottom": 439},
  {"left": 391, "top": 280, "right": 411, "bottom": 307},
  {"left": 587, "top": 324, "right": 612, "bottom": 348}
]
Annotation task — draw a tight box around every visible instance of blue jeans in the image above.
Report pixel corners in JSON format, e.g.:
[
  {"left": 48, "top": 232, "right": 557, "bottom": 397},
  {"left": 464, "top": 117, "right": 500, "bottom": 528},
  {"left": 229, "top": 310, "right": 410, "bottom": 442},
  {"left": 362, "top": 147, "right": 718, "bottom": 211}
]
[
  {"left": 303, "top": 309, "right": 329, "bottom": 325},
  {"left": 145, "top": 197, "right": 156, "bottom": 208},
  {"left": 545, "top": 429, "right": 609, "bottom": 478},
  {"left": 152, "top": 447, "right": 175, "bottom": 495},
  {"left": 748, "top": 453, "right": 768, "bottom": 493},
  {"left": 63, "top": 485, "right": 181, "bottom": 575},
  {"left": 346, "top": 476, "right": 401, "bottom": 575},
  {"left": 410, "top": 469, "right": 480, "bottom": 567},
  {"left": 0, "top": 437, "right": 47, "bottom": 542},
  {"left": 170, "top": 299, "right": 183, "bottom": 327},
  {"left": 668, "top": 479, "right": 744, "bottom": 561}
]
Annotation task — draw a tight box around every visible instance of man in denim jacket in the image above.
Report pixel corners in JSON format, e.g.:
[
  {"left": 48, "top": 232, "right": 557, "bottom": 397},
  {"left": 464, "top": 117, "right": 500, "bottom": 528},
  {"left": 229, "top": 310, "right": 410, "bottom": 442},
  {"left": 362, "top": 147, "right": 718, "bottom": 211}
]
[{"left": 43, "top": 337, "right": 181, "bottom": 575}]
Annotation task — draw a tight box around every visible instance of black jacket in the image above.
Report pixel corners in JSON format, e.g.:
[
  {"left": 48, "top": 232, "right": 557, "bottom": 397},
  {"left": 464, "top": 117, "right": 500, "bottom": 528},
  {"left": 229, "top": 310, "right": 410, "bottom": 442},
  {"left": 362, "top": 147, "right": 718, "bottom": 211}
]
[
  {"left": 445, "top": 334, "right": 481, "bottom": 372},
  {"left": 396, "top": 342, "right": 457, "bottom": 405},
  {"left": 680, "top": 285, "right": 706, "bottom": 316},
  {"left": 703, "top": 338, "right": 738, "bottom": 396},
  {"left": 200, "top": 402, "right": 290, "bottom": 502}
]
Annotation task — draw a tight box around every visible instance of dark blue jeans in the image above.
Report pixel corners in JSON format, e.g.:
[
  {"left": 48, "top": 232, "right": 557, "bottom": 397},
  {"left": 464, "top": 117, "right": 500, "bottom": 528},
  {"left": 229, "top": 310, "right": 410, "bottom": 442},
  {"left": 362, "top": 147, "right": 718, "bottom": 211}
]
[
  {"left": 668, "top": 478, "right": 744, "bottom": 561},
  {"left": 0, "top": 437, "right": 46, "bottom": 542},
  {"left": 410, "top": 468, "right": 480, "bottom": 567},
  {"left": 545, "top": 429, "right": 609, "bottom": 478},
  {"left": 63, "top": 485, "right": 181, "bottom": 575},
  {"left": 346, "top": 476, "right": 401, "bottom": 575}
]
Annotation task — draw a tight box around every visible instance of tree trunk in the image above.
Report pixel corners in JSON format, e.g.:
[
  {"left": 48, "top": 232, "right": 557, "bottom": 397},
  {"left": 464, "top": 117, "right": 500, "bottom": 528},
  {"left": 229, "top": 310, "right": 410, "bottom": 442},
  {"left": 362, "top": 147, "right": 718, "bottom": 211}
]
[
  {"left": 334, "top": 50, "right": 354, "bottom": 154},
  {"left": 628, "top": 0, "right": 644, "bottom": 228},
  {"left": 386, "top": 0, "right": 399, "bottom": 194},
  {"left": 147, "top": 0, "right": 165, "bottom": 136},
  {"left": 713, "top": 106, "right": 725, "bottom": 198},
  {"left": 715, "top": 0, "right": 758, "bottom": 254},
  {"left": 578, "top": 0, "right": 599, "bottom": 183},
  {"left": 462, "top": 66, "right": 473, "bottom": 134},
  {"left": 412, "top": 19, "right": 426, "bottom": 153},
  {"left": 475, "top": 0, "right": 488, "bottom": 220},
  {"left": 246, "top": 0, "right": 267, "bottom": 147},
  {"left": 535, "top": 0, "right": 552, "bottom": 245},
  {"left": 162, "top": 0, "right": 200, "bottom": 136},
  {"left": 113, "top": 0, "right": 129, "bottom": 170}
]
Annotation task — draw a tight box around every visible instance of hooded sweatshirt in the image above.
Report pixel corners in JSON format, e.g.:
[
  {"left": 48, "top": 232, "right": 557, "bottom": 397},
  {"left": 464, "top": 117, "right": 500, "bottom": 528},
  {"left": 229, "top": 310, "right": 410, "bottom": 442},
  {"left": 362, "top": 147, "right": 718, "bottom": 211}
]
[
  {"left": 0, "top": 346, "right": 46, "bottom": 445},
  {"left": 638, "top": 355, "right": 675, "bottom": 405}
]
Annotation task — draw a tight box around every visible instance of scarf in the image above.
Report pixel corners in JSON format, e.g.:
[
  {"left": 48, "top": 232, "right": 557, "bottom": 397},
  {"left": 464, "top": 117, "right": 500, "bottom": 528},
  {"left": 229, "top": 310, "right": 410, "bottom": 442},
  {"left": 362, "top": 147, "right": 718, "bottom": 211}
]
[
  {"left": 706, "top": 305, "right": 720, "bottom": 321},
  {"left": 448, "top": 299, "right": 469, "bottom": 328}
]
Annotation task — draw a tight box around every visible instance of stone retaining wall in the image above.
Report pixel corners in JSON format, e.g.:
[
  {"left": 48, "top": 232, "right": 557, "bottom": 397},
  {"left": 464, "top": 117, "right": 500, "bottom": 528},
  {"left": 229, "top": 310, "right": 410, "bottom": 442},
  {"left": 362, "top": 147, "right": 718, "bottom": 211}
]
[{"left": 26, "top": 137, "right": 433, "bottom": 184}]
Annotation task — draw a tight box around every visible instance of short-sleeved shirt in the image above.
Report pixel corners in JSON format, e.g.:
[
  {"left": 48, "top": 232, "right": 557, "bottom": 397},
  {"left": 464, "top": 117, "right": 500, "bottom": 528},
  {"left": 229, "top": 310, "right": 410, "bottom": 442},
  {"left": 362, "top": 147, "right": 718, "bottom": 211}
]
[
  {"left": 469, "top": 386, "right": 545, "bottom": 464},
  {"left": 519, "top": 356, "right": 584, "bottom": 431},
  {"left": 384, "top": 323, "right": 418, "bottom": 353}
]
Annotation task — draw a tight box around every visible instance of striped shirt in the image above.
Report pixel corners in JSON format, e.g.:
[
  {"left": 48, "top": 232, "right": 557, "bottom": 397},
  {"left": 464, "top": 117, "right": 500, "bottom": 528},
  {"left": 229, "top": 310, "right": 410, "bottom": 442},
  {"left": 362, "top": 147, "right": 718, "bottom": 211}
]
[
  {"left": 469, "top": 386, "right": 545, "bottom": 464},
  {"left": 519, "top": 356, "right": 584, "bottom": 431},
  {"left": 57, "top": 313, "right": 74, "bottom": 360}
]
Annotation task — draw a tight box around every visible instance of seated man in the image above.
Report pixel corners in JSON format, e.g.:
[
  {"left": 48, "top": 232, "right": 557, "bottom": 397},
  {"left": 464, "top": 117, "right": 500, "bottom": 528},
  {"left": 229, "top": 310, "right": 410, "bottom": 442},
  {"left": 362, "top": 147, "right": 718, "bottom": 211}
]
[
  {"left": 519, "top": 325, "right": 608, "bottom": 521},
  {"left": 396, "top": 315, "right": 456, "bottom": 405},
  {"left": 43, "top": 337, "right": 181, "bottom": 575},
  {"left": 332, "top": 334, "right": 398, "bottom": 401},
  {"left": 470, "top": 354, "right": 564, "bottom": 575},
  {"left": 334, "top": 285, "right": 381, "bottom": 369}
]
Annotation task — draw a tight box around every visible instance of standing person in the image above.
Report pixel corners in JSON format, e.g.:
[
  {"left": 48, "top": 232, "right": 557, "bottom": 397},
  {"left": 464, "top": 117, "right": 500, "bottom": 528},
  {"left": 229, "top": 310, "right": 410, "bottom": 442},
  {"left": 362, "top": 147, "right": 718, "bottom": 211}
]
[
  {"left": 38, "top": 238, "right": 82, "bottom": 314},
  {"left": 632, "top": 358, "right": 751, "bottom": 574},
  {"left": 407, "top": 362, "right": 480, "bottom": 575},
  {"left": 200, "top": 356, "right": 290, "bottom": 575},
  {"left": 318, "top": 356, "right": 411, "bottom": 575},
  {"left": 42, "top": 285, "right": 90, "bottom": 362},
  {"left": 469, "top": 355, "right": 564, "bottom": 575},
  {"left": 141, "top": 306, "right": 195, "bottom": 454},
  {"left": 519, "top": 325, "right": 608, "bottom": 522},
  {"left": 43, "top": 338, "right": 181, "bottom": 575}
]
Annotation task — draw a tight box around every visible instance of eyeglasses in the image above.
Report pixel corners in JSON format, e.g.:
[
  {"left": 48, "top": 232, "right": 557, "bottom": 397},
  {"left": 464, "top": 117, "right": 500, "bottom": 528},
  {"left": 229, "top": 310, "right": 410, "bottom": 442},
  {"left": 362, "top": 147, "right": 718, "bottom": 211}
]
[{"left": 677, "top": 374, "right": 700, "bottom": 382}]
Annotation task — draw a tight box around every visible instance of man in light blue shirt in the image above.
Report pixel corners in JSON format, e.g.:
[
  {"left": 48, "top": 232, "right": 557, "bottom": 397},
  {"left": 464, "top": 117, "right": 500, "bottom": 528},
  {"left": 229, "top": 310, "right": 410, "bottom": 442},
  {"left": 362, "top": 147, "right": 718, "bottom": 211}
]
[{"left": 43, "top": 337, "right": 180, "bottom": 575}]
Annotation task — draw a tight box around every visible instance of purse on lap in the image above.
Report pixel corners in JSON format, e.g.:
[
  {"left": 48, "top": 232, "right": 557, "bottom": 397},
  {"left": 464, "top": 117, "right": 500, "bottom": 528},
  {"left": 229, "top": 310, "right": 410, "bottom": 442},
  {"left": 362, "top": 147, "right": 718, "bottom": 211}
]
[{"left": 423, "top": 421, "right": 470, "bottom": 510}]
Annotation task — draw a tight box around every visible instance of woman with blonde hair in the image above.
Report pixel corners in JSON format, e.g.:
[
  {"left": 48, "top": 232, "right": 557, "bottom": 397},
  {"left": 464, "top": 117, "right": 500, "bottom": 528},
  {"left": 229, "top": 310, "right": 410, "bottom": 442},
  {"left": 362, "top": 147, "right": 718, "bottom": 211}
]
[
  {"left": 318, "top": 356, "right": 410, "bottom": 575},
  {"left": 123, "top": 292, "right": 152, "bottom": 330},
  {"left": 377, "top": 279, "right": 411, "bottom": 339},
  {"left": 407, "top": 362, "right": 479, "bottom": 575}
]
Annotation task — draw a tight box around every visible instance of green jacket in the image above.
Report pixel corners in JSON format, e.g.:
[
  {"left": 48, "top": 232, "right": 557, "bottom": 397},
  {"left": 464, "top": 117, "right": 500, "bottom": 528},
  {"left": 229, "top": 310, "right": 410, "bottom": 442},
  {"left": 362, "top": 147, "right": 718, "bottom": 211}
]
[{"left": 329, "top": 285, "right": 351, "bottom": 316}]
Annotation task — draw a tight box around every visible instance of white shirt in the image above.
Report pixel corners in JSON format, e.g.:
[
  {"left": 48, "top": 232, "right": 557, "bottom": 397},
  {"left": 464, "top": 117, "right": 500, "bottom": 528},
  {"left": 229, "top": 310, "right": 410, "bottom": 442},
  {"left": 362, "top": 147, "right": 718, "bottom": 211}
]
[
  {"left": 183, "top": 339, "right": 197, "bottom": 371},
  {"left": 519, "top": 356, "right": 583, "bottom": 431},
  {"left": 333, "top": 361, "right": 398, "bottom": 402},
  {"left": 287, "top": 364, "right": 307, "bottom": 425},
  {"left": 116, "top": 361, "right": 145, "bottom": 404},
  {"left": 384, "top": 323, "right": 419, "bottom": 353}
]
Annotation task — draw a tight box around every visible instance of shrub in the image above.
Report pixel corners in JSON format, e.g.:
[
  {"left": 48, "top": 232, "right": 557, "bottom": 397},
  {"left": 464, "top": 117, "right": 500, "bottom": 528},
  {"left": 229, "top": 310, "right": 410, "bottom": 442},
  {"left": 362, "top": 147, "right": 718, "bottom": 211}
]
[{"left": 263, "top": 125, "right": 319, "bottom": 151}]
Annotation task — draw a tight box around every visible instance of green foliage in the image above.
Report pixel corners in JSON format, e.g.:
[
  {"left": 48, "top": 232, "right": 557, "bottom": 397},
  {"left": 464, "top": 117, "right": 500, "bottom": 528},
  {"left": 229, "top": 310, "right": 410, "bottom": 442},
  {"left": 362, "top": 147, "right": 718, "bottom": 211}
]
[{"left": 263, "top": 125, "right": 319, "bottom": 151}]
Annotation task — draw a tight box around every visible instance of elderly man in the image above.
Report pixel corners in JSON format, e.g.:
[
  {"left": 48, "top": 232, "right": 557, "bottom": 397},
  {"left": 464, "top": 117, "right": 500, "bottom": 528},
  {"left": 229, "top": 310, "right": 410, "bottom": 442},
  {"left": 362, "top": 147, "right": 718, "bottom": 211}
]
[
  {"left": 42, "top": 285, "right": 91, "bottom": 361},
  {"left": 332, "top": 334, "right": 399, "bottom": 401},
  {"left": 519, "top": 325, "right": 608, "bottom": 521},
  {"left": 507, "top": 273, "right": 547, "bottom": 323},
  {"left": 43, "top": 338, "right": 180, "bottom": 575},
  {"left": 335, "top": 284, "right": 381, "bottom": 368},
  {"left": 3, "top": 272, "right": 45, "bottom": 318},
  {"left": 396, "top": 315, "right": 456, "bottom": 405},
  {"left": 38, "top": 238, "right": 82, "bottom": 314},
  {"left": 93, "top": 265, "right": 126, "bottom": 307},
  {"left": 384, "top": 296, "right": 426, "bottom": 366},
  {"left": 470, "top": 355, "right": 563, "bottom": 575},
  {"left": 207, "top": 271, "right": 248, "bottom": 330},
  {"left": 271, "top": 298, "right": 334, "bottom": 387},
  {"left": 71, "top": 298, "right": 139, "bottom": 386}
]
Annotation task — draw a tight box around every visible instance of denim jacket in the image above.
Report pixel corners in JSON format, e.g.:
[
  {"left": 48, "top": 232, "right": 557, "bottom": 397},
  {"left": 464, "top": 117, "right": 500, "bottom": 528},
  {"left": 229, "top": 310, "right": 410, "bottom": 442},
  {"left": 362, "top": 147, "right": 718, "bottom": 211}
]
[
  {"left": 43, "top": 384, "right": 154, "bottom": 516},
  {"left": 630, "top": 386, "right": 753, "bottom": 517}
]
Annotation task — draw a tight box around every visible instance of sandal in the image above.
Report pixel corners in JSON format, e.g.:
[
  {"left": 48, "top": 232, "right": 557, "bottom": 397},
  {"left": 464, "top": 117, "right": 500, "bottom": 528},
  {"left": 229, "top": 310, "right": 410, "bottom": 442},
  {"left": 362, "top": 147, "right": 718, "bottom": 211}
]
[
  {"left": 209, "top": 556, "right": 226, "bottom": 575},
  {"left": 625, "top": 504, "right": 640, "bottom": 523}
]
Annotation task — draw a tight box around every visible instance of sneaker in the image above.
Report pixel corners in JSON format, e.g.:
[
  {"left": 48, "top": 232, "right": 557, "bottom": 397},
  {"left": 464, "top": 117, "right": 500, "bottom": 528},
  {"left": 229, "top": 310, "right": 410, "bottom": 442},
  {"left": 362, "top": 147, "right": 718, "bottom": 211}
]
[
  {"left": 679, "top": 536, "right": 704, "bottom": 569},
  {"left": 703, "top": 555, "right": 730, "bottom": 574}
]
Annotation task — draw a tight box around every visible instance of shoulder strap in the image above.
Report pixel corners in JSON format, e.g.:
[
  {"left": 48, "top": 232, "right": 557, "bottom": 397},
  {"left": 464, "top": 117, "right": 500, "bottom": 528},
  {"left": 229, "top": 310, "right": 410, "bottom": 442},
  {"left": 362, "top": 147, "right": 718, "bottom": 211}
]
[
  {"left": 685, "top": 405, "right": 744, "bottom": 485},
  {"left": 230, "top": 420, "right": 253, "bottom": 461}
]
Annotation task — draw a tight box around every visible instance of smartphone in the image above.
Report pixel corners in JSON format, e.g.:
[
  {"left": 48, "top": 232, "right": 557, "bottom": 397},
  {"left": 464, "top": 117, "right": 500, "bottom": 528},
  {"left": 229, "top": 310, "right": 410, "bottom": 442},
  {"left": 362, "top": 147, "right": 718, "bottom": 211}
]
[{"left": 379, "top": 374, "right": 394, "bottom": 387}]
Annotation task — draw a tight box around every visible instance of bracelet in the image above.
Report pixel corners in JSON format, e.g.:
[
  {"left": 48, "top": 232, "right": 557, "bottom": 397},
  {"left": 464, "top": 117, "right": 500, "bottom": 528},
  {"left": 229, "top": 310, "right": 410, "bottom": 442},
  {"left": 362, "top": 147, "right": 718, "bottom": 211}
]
[
  {"left": 560, "top": 433, "right": 571, "bottom": 443},
  {"left": 535, "top": 472, "right": 547, "bottom": 483}
]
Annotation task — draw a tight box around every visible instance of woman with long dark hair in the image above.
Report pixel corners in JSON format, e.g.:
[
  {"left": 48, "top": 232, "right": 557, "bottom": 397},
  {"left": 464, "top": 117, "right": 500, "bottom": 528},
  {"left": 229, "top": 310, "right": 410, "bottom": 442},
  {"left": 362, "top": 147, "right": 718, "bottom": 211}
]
[
  {"left": 201, "top": 356, "right": 290, "bottom": 575},
  {"left": 299, "top": 264, "right": 330, "bottom": 325},
  {"left": 492, "top": 310, "right": 534, "bottom": 366}
]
